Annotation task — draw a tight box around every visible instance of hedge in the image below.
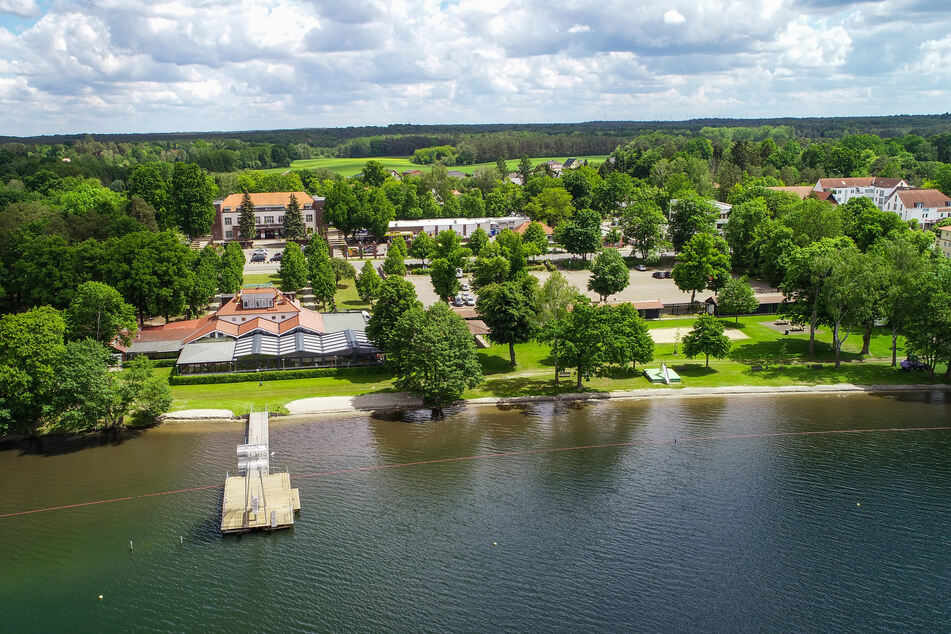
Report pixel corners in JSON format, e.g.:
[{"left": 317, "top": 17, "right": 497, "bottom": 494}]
[
  {"left": 168, "top": 365, "right": 388, "bottom": 385},
  {"left": 122, "top": 358, "right": 177, "bottom": 368}
]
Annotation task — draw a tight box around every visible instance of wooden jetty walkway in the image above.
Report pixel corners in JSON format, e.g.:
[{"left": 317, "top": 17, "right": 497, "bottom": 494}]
[{"left": 220, "top": 409, "right": 301, "bottom": 534}]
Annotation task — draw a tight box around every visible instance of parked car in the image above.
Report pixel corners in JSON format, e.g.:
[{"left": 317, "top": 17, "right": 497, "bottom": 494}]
[
  {"left": 269, "top": 252, "right": 282, "bottom": 262},
  {"left": 652, "top": 271, "right": 664, "bottom": 279},
  {"left": 461, "top": 282, "right": 470, "bottom": 291},
  {"left": 455, "top": 268, "right": 464, "bottom": 278},
  {"left": 635, "top": 265, "right": 647, "bottom": 272},
  {"left": 465, "top": 295, "right": 476, "bottom": 306},
  {"left": 899, "top": 356, "right": 931, "bottom": 372},
  {"left": 663, "top": 271, "right": 673, "bottom": 278},
  {"left": 250, "top": 252, "right": 266, "bottom": 263},
  {"left": 453, "top": 294, "right": 465, "bottom": 307},
  {"left": 252, "top": 247, "right": 267, "bottom": 255}
]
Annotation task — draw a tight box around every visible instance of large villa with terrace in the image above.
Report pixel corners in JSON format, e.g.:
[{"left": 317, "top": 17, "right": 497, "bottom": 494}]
[
  {"left": 212, "top": 192, "right": 326, "bottom": 241},
  {"left": 125, "top": 288, "right": 380, "bottom": 374}
]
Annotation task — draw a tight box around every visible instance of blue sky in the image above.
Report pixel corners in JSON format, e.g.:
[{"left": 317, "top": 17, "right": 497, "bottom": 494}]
[{"left": 0, "top": 0, "right": 948, "bottom": 136}]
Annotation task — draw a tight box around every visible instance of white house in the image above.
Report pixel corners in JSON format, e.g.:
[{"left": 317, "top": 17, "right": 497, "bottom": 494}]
[
  {"left": 386, "top": 216, "right": 529, "bottom": 239},
  {"left": 881, "top": 189, "right": 951, "bottom": 227},
  {"left": 813, "top": 177, "right": 907, "bottom": 208},
  {"left": 936, "top": 225, "right": 951, "bottom": 259}
]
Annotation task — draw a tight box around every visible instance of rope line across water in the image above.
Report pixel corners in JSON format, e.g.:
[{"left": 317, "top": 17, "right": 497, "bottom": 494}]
[{"left": 2, "top": 425, "right": 949, "bottom": 520}]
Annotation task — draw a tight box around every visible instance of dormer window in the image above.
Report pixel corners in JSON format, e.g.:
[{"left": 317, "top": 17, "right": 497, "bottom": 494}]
[{"left": 915, "top": 202, "right": 923, "bottom": 209}]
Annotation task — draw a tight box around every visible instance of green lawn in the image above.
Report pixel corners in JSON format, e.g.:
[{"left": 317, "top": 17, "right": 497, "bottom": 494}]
[
  {"left": 242, "top": 272, "right": 280, "bottom": 286},
  {"left": 258, "top": 155, "right": 607, "bottom": 177},
  {"left": 166, "top": 314, "right": 948, "bottom": 413}
]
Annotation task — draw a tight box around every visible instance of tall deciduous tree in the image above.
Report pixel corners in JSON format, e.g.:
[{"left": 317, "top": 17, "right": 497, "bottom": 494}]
[
  {"left": 724, "top": 198, "right": 769, "bottom": 270},
  {"left": 218, "top": 241, "right": 245, "bottom": 294},
  {"left": 821, "top": 246, "right": 885, "bottom": 368},
  {"left": 64, "top": 281, "right": 137, "bottom": 346},
  {"left": 522, "top": 221, "right": 549, "bottom": 257},
  {"left": 185, "top": 245, "right": 220, "bottom": 318},
  {"left": 382, "top": 245, "right": 407, "bottom": 276},
  {"left": 367, "top": 275, "right": 422, "bottom": 353},
  {"left": 559, "top": 299, "right": 616, "bottom": 390},
  {"left": 278, "top": 242, "right": 309, "bottom": 293},
  {"left": 476, "top": 280, "right": 536, "bottom": 366},
  {"left": 620, "top": 200, "right": 668, "bottom": 261},
  {"left": 672, "top": 232, "right": 731, "bottom": 302},
  {"left": 467, "top": 227, "right": 489, "bottom": 256},
  {"left": 588, "top": 248, "right": 629, "bottom": 302},
  {"left": 902, "top": 257, "right": 951, "bottom": 377},
  {"left": 517, "top": 155, "right": 534, "bottom": 185},
  {"left": 717, "top": 276, "right": 758, "bottom": 323},
  {"left": 668, "top": 196, "right": 717, "bottom": 251},
  {"left": 355, "top": 260, "right": 382, "bottom": 305},
  {"left": 390, "top": 301, "right": 483, "bottom": 417},
  {"left": 606, "top": 303, "right": 655, "bottom": 370},
  {"left": 532, "top": 271, "right": 578, "bottom": 384},
  {"left": 877, "top": 234, "right": 928, "bottom": 366},
  {"left": 170, "top": 162, "right": 216, "bottom": 238},
  {"left": 282, "top": 193, "right": 305, "bottom": 239},
  {"left": 409, "top": 231, "right": 434, "bottom": 264},
  {"left": 556, "top": 208, "right": 602, "bottom": 261},
  {"left": 430, "top": 258, "right": 460, "bottom": 300},
  {"left": 682, "top": 313, "right": 732, "bottom": 368},
  {"left": 238, "top": 192, "right": 256, "bottom": 240},
  {"left": 330, "top": 258, "right": 356, "bottom": 283}
]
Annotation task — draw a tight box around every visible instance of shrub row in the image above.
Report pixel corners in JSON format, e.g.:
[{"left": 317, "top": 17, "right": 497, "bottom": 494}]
[
  {"left": 122, "top": 358, "right": 177, "bottom": 368},
  {"left": 168, "top": 365, "right": 386, "bottom": 385}
]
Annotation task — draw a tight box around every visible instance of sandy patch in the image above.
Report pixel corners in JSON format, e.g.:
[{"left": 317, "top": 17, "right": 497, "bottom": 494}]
[{"left": 649, "top": 327, "right": 748, "bottom": 344}]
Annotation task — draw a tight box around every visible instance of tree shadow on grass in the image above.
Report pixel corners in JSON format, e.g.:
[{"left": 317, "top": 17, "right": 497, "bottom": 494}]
[
  {"left": 480, "top": 377, "right": 574, "bottom": 398},
  {"left": 728, "top": 337, "right": 858, "bottom": 365},
  {"left": 671, "top": 363, "right": 718, "bottom": 377},
  {"left": 478, "top": 353, "right": 516, "bottom": 376}
]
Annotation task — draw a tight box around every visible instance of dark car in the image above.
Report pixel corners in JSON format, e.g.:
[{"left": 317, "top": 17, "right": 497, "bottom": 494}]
[
  {"left": 250, "top": 252, "right": 266, "bottom": 263},
  {"left": 663, "top": 271, "right": 673, "bottom": 278},
  {"left": 652, "top": 271, "right": 664, "bottom": 279},
  {"left": 899, "top": 356, "right": 931, "bottom": 372},
  {"left": 270, "top": 252, "right": 282, "bottom": 262}
]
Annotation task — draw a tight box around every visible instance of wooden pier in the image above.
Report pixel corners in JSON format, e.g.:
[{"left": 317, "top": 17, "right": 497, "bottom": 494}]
[{"left": 220, "top": 409, "right": 301, "bottom": 534}]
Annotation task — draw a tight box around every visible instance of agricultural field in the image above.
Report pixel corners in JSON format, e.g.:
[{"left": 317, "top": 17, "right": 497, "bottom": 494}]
[{"left": 259, "top": 155, "right": 607, "bottom": 177}]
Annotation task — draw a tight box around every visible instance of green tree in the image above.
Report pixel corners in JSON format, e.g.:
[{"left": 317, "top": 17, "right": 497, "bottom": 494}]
[
  {"left": 619, "top": 200, "right": 668, "bottom": 261},
  {"left": 105, "top": 231, "right": 193, "bottom": 323},
  {"left": 522, "top": 221, "right": 549, "bottom": 256},
  {"left": 118, "top": 355, "right": 172, "bottom": 425},
  {"left": 278, "top": 242, "right": 309, "bottom": 293},
  {"left": 382, "top": 245, "right": 407, "bottom": 276},
  {"left": 0, "top": 306, "right": 67, "bottom": 434},
  {"left": 430, "top": 258, "right": 460, "bottom": 300},
  {"left": 390, "top": 236, "right": 408, "bottom": 258},
  {"left": 43, "top": 339, "right": 119, "bottom": 432},
  {"left": 323, "top": 180, "right": 362, "bottom": 238},
  {"left": 606, "top": 303, "right": 655, "bottom": 370},
  {"left": 532, "top": 271, "right": 578, "bottom": 383},
  {"left": 472, "top": 255, "right": 510, "bottom": 290},
  {"left": 821, "top": 247, "right": 885, "bottom": 368},
  {"left": 591, "top": 172, "right": 634, "bottom": 216},
  {"left": 902, "top": 257, "right": 951, "bottom": 377},
  {"left": 282, "top": 193, "right": 305, "bottom": 239},
  {"left": 781, "top": 198, "right": 844, "bottom": 247},
  {"left": 587, "top": 248, "right": 629, "bottom": 302},
  {"left": 682, "top": 314, "right": 732, "bottom": 368},
  {"left": 559, "top": 299, "right": 616, "bottom": 389},
  {"left": 556, "top": 208, "right": 602, "bottom": 261},
  {"left": 308, "top": 246, "right": 336, "bottom": 310},
  {"left": 185, "top": 245, "right": 220, "bottom": 318},
  {"left": 218, "top": 241, "right": 245, "bottom": 293},
  {"left": 476, "top": 281, "right": 536, "bottom": 366},
  {"left": 672, "top": 232, "right": 731, "bottom": 302},
  {"left": 878, "top": 234, "right": 928, "bottom": 366},
  {"left": 367, "top": 275, "right": 422, "bottom": 353},
  {"left": 365, "top": 188, "right": 396, "bottom": 239},
  {"left": 409, "top": 231, "right": 434, "bottom": 264},
  {"left": 668, "top": 196, "right": 717, "bottom": 251},
  {"left": 496, "top": 157, "right": 508, "bottom": 180},
  {"left": 330, "top": 258, "right": 357, "bottom": 283},
  {"left": 841, "top": 197, "right": 907, "bottom": 251},
  {"left": 724, "top": 198, "right": 769, "bottom": 270},
  {"left": 63, "top": 281, "right": 137, "bottom": 346},
  {"left": 433, "top": 229, "right": 467, "bottom": 268},
  {"left": 170, "top": 162, "right": 216, "bottom": 238},
  {"left": 717, "top": 276, "right": 758, "bottom": 323},
  {"left": 362, "top": 160, "right": 388, "bottom": 187},
  {"left": 517, "top": 155, "right": 533, "bottom": 185},
  {"left": 238, "top": 191, "right": 256, "bottom": 240},
  {"left": 525, "top": 187, "right": 573, "bottom": 226},
  {"left": 355, "top": 260, "right": 382, "bottom": 305},
  {"left": 389, "top": 302, "right": 483, "bottom": 417},
  {"left": 467, "top": 227, "right": 489, "bottom": 256},
  {"left": 126, "top": 163, "right": 171, "bottom": 228}
]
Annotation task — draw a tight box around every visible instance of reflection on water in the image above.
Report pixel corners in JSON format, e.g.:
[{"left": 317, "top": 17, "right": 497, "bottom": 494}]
[{"left": 0, "top": 392, "right": 949, "bottom": 631}]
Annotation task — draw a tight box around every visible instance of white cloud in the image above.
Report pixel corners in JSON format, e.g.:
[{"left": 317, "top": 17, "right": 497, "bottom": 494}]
[
  {"left": 0, "top": 0, "right": 945, "bottom": 134},
  {"left": 663, "top": 9, "right": 685, "bottom": 25},
  {"left": 0, "top": 0, "right": 39, "bottom": 18}
]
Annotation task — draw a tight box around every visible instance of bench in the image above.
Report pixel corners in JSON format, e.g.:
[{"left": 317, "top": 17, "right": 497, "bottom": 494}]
[
  {"left": 557, "top": 371, "right": 572, "bottom": 378},
  {"left": 774, "top": 319, "right": 789, "bottom": 325},
  {"left": 750, "top": 364, "right": 764, "bottom": 372}
]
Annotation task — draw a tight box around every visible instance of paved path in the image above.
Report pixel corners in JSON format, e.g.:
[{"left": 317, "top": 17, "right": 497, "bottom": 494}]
[{"left": 162, "top": 409, "right": 236, "bottom": 420}]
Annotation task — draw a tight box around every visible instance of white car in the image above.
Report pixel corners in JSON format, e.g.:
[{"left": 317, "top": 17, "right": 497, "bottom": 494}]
[
  {"left": 455, "top": 268, "right": 463, "bottom": 278},
  {"left": 465, "top": 295, "right": 476, "bottom": 306},
  {"left": 461, "top": 282, "right": 470, "bottom": 291}
]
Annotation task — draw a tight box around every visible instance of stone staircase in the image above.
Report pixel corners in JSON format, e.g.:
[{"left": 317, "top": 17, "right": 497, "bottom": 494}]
[{"left": 189, "top": 235, "right": 213, "bottom": 250}]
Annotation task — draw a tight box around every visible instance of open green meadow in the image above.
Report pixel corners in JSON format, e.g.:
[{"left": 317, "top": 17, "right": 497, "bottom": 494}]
[
  {"left": 167, "top": 314, "right": 948, "bottom": 412},
  {"left": 258, "top": 155, "right": 607, "bottom": 177}
]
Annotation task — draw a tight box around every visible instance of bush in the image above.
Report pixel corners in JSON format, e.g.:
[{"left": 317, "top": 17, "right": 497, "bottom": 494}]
[
  {"left": 543, "top": 260, "right": 557, "bottom": 272},
  {"left": 123, "top": 357, "right": 176, "bottom": 368},
  {"left": 168, "top": 365, "right": 387, "bottom": 385},
  {"left": 560, "top": 258, "right": 591, "bottom": 271},
  {"left": 526, "top": 264, "right": 546, "bottom": 271}
]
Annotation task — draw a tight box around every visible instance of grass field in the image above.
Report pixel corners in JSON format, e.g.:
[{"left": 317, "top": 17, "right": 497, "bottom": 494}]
[
  {"left": 258, "top": 155, "right": 608, "bottom": 177},
  {"left": 167, "top": 314, "right": 949, "bottom": 412}
]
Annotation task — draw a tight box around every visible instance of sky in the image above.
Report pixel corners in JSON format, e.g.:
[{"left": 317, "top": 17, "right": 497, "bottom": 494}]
[{"left": 0, "top": 0, "right": 948, "bottom": 136}]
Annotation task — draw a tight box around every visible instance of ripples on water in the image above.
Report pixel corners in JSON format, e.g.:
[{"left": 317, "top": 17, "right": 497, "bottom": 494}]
[{"left": 0, "top": 392, "right": 949, "bottom": 631}]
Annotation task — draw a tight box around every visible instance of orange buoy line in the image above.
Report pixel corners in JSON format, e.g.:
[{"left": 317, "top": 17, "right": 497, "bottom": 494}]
[{"left": 1, "top": 425, "right": 949, "bottom": 520}]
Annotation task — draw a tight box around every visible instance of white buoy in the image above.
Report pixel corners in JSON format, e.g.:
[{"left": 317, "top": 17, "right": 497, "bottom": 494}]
[
  {"left": 493, "top": 542, "right": 498, "bottom": 546},
  {"left": 129, "top": 540, "right": 133, "bottom": 551},
  {"left": 98, "top": 595, "right": 103, "bottom": 600},
  {"left": 180, "top": 536, "right": 184, "bottom": 547}
]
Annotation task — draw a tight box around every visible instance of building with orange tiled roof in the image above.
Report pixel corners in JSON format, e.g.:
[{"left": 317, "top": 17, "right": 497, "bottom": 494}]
[
  {"left": 212, "top": 192, "right": 326, "bottom": 241},
  {"left": 882, "top": 188, "right": 951, "bottom": 227},
  {"left": 126, "top": 287, "right": 379, "bottom": 374}
]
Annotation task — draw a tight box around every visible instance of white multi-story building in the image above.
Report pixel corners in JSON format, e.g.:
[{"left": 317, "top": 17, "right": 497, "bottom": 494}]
[
  {"left": 881, "top": 189, "right": 951, "bottom": 227},
  {"left": 936, "top": 225, "right": 951, "bottom": 258},
  {"left": 386, "top": 216, "right": 529, "bottom": 239},
  {"left": 813, "top": 177, "right": 907, "bottom": 207},
  {"left": 212, "top": 192, "right": 325, "bottom": 241}
]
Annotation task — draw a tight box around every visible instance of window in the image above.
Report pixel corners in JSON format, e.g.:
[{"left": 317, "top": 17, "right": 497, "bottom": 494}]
[
  {"left": 915, "top": 203, "right": 923, "bottom": 209},
  {"left": 256, "top": 216, "right": 262, "bottom": 224},
  {"left": 225, "top": 230, "right": 233, "bottom": 239},
  {"left": 224, "top": 217, "right": 232, "bottom": 225},
  {"left": 306, "top": 214, "right": 313, "bottom": 222},
  {"left": 278, "top": 216, "right": 284, "bottom": 224},
  {"left": 264, "top": 216, "right": 275, "bottom": 224}
]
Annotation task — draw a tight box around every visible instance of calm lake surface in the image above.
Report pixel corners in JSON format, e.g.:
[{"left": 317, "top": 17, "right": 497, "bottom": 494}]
[{"left": 1, "top": 393, "right": 949, "bottom": 632}]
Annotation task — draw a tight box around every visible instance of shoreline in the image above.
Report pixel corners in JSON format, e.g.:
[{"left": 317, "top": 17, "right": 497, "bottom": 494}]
[{"left": 161, "top": 382, "right": 951, "bottom": 423}]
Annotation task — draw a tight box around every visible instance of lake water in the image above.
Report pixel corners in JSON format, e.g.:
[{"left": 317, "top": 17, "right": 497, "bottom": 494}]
[{"left": 1, "top": 393, "right": 949, "bottom": 631}]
